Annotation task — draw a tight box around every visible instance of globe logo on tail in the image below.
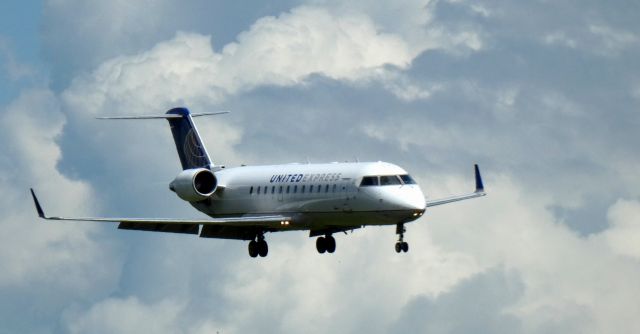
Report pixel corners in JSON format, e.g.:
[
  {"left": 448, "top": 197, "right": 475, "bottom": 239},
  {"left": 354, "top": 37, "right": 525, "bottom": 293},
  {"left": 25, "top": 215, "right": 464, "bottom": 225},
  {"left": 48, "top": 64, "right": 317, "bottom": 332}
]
[{"left": 183, "top": 129, "right": 208, "bottom": 167}]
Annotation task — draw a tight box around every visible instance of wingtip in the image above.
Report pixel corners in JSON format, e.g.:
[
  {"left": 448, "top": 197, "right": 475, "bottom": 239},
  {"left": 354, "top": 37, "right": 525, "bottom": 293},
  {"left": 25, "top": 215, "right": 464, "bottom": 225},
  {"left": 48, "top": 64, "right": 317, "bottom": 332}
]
[
  {"left": 30, "top": 188, "right": 46, "bottom": 218},
  {"left": 474, "top": 164, "right": 485, "bottom": 193}
]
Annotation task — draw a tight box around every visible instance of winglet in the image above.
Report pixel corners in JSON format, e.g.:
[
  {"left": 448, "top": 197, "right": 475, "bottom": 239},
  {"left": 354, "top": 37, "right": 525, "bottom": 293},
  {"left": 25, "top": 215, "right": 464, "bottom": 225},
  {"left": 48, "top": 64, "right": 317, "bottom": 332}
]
[
  {"left": 474, "top": 164, "right": 484, "bottom": 193},
  {"left": 30, "top": 188, "right": 46, "bottom": 218}
]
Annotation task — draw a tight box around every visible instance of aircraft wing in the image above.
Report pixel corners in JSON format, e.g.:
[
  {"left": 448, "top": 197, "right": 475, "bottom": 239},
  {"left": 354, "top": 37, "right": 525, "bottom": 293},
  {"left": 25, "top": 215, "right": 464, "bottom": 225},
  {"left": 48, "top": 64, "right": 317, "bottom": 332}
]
[
  {"left": 425, "top": 164, "right": 486, "bottom": 207},
  {"left": 30, "top": 189, "right": 291, "bottom": 238}
]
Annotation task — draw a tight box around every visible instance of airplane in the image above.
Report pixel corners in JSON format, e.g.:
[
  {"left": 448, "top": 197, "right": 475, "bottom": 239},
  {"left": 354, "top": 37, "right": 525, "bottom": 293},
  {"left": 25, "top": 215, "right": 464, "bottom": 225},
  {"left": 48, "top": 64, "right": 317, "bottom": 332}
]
[{"left": 30, "top": 107, "right": 486, "bottom": 258}]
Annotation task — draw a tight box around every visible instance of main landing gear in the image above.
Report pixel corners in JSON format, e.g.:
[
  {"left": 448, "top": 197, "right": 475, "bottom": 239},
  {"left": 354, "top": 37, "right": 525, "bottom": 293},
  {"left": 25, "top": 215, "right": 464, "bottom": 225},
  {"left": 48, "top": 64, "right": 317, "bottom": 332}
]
[
  {"left": 316, "top": 234, "right": 336, "bottom": 254},
  {"left": 395, "top": 223, "right": 409, "bottom": 253},
  {"left": 248, "top": 233, "right": 268, "bottom": 258}
]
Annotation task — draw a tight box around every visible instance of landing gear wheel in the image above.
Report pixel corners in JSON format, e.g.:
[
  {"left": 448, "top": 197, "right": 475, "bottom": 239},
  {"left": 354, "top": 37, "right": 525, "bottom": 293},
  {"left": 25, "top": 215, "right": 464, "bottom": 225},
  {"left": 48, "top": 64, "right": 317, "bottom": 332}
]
[
  {"left": 395, "top": 223, "right": 409, "bottom": 253},
  {"left": 326, "top": 235, "right": 336, "bottom": 253},
  {"left": 248, "top": 240, "right": 259, "bottom": 258},
  {"left": 401, "top": 242, "right": 409, "bottom": 253},
  {"left": 257, "top": 239, "right": 268, "bottom": 257},
  {"left": 316, "top": 237, "right": 326, "bottom": 254}
]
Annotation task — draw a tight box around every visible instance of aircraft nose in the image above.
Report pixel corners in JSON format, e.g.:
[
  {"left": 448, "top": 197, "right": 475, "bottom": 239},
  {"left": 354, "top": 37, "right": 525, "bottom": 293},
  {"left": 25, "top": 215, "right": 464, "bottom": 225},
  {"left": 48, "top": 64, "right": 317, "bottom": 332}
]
[
  {"left": 402, "top": 190, "right": 426, "bottom": 211},
  {"left": 385, "top": 187, "right": 426, "bottom": 211}
]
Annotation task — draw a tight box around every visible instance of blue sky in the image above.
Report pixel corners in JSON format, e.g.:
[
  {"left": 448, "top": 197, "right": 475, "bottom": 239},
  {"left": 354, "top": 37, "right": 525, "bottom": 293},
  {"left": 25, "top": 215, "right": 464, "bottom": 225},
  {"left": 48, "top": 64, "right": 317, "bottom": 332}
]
[
  {"left": 0, "top": 0, "right": 44, "bottom": 105},
  {"left": 1, "top": 1, "right": 640, "bottom": 333}
]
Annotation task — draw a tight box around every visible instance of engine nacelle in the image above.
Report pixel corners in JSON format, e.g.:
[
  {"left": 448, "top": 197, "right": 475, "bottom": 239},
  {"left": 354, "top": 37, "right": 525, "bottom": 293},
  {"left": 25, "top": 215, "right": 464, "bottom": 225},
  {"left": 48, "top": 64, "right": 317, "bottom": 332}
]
[{"left": 169, "top": 168, "right": 217, "bottom": 202}]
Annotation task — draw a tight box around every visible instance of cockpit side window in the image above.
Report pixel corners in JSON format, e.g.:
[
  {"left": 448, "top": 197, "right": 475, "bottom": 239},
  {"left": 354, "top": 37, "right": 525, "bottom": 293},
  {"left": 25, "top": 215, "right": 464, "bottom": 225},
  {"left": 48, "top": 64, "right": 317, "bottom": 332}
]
[
  {"left": 399, "top": 174, "right": 417, "bottom": 184},
  {"left": 360, "top": 176, "right": 379, "bottom": 187},
  {"left": 380, "top": 175, "right": 402, "bottom": 186}
]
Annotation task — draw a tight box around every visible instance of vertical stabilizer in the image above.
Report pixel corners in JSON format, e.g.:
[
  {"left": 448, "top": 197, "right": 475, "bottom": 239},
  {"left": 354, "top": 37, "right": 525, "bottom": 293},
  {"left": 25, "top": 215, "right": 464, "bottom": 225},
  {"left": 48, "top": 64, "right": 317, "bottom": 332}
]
[{"left": 166, "top": 107, "right": 213, "bottom": 170}]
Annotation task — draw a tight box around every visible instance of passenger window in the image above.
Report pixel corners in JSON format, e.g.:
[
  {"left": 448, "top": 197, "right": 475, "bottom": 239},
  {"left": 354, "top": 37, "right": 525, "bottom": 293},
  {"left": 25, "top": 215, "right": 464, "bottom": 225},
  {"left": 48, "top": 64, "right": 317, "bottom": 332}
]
[
  {"left": 317, "top": 185, "right": 321, "bottom": 193},
  {"left": 279, "top": 186, "right": 283, "bottom": 194},
  {"left": 325, "top": 185, "right": 329, "bottom": 193},
  {"left": 271, "top": 186, "right": 275, "bottom": 194},
  {"left": 332, "top": 184, "right": 337, "bottom": 192},
  {"left": 294, "top": 185, "right": 298, "bottom": 193},
  {"left": 301, "top": 185, "right": 305, "bottom": 193},
  {"left": 257, "top": 186, "right": 261, "bottom": 194},
  {"left": 399, "top": 174, "right": 417, "bottom": 184},
  {"left": 380, "top": 175, "right": 402, "bottom": 186},
  {"left": 286, "top": 185, "right": 290, "bottom": 194},
  {"left": 250, "top": 186, "right": 254, "bottom": 194},
  {"left": 309, "top": 185, "right": 313, "bottom": 193},
  {"left": 360, "top": 176, "right": 379, "bottom": 186}
]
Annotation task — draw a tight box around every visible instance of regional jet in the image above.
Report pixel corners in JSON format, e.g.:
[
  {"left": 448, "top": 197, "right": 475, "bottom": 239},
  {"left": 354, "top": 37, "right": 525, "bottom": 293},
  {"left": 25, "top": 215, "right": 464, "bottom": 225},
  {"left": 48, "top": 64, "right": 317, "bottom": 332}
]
[{"left": 30, "top": 107, "right": 486, "bottom": 258}]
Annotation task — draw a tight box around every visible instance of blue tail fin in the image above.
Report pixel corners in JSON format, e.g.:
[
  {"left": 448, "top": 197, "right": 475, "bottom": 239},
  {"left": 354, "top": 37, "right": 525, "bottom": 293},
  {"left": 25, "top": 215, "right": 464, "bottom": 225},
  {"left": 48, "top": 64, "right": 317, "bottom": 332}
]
[{"left": 166, "top": 107, "right": 213, "bottom": 170}]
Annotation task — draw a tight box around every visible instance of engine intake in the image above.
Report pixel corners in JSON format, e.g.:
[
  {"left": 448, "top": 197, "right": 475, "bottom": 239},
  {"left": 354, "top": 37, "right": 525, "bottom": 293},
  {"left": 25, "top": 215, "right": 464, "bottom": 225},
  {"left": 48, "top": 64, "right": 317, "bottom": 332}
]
[{"left": 169, "top": 168, "right": 217, "bottom": 202}]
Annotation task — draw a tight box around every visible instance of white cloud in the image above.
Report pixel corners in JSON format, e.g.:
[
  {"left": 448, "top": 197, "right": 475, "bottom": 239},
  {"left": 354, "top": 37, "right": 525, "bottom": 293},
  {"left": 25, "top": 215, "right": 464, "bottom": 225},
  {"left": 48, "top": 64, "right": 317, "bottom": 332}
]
[
  {"left": 542, "top": 24, "right": 637, "bottom": 57},
  {"left": 603, "top": 199, "right": 640, "bottom": 259},
  {"left": 543, "top": 31, "right": 578, "bottom": 49},
  {"left": 0, "top": 89, "right": 122, "bottom": 334},
  {"left": 427, "top": 176, "right": 640, "bottom": 334},
  {"left": 60, "top": 2, "right": 489, "bottom": 116},
  {"left": 66, "top": 297, "right": 189, "bottom": 334},
  {"left": 222, "top": 7, "right": 414, "bottom": 87},
  {"left": 588, "top": 24, "right": 638, "bottom": 56},
  {"left": 62, "top": 7, "right": 417, "bottom": 115},
  {"left": 216, "top": 230, "right": 482, "bottom": 333}
]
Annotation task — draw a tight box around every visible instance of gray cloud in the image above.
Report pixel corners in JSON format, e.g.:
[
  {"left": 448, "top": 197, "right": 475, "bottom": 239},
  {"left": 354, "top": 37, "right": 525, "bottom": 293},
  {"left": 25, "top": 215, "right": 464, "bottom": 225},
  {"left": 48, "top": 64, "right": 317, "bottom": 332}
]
[
  {"left": 389, "top": 268, "right": 524, "bottom": 334},
  {"left": 41, "top": 0, "right": 303, "bottom": 89}
]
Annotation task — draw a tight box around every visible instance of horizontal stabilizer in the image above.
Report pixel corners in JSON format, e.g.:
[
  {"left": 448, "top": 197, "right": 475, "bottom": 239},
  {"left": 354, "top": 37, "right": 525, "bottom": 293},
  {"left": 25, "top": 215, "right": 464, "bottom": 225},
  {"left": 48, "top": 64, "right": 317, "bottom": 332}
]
[{"left": 96, "top": 111, "right": 229, "bottom": 120}]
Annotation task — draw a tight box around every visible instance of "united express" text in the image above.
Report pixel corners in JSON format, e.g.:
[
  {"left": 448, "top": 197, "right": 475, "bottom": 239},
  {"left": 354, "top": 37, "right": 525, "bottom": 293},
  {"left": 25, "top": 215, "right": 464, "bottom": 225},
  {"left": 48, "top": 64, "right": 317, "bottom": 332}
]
[{"left": 270, "top": 173, "right": 342, "bottom": 183}]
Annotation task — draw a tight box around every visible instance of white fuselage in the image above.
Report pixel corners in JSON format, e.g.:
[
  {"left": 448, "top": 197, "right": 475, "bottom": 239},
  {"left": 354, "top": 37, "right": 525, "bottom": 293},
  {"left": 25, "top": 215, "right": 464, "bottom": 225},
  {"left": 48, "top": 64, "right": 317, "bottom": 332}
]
[{"left": 191, "top": 161, "right": 426, "bottom": 233}]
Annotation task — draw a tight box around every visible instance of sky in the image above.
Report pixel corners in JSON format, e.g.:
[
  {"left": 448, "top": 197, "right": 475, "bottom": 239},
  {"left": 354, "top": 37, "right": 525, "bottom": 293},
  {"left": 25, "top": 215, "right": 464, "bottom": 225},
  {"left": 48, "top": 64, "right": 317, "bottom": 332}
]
[{"left": 1, "top": 0, "right": 640, "bottom": 333}]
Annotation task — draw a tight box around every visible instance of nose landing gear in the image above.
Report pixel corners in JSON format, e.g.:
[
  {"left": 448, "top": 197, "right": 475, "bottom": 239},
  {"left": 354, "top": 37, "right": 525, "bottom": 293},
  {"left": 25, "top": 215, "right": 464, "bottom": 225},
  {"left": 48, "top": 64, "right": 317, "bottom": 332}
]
[
  {"left": 395, "top": 223, "right": 409, "bottom": 253},
  {"left": 316, "top": 234, "right": 336, "bottom": 254},
  {"left": 248, "top": 233, "right": 268, "bottom": 258}
]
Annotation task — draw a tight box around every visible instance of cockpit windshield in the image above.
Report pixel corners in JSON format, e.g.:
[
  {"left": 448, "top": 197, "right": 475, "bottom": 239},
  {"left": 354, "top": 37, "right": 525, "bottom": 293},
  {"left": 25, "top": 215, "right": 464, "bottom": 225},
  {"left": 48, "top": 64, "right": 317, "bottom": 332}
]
[
  {"left": 380, "top": 175, "right": 402, "bottom": 186},
  {"left": 399, "top": 174, "right": 416, "bottom": 184},
  {"left": 360, "top": 176, "right": 379, "bottom": 186},
  {"left": 360, "top": 174, "right": 417, "bottom": 187}
]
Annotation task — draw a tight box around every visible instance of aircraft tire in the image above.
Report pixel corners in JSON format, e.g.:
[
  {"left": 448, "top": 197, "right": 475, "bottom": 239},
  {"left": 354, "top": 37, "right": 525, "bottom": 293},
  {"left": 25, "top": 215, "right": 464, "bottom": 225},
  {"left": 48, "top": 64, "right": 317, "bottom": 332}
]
[
  {"left": 401, "top": 242, "right": 409, "bottom": 253},
  {"left": 316, "top": 237, "right": 326, "bottom": 254},
  {"left": 248, "top": 240, "right": 259, "bottom": 258},
  {"left": 326, "top": 235, "right": 336, "bottom": 253},
  {"left": 395, "top": 242, "right": 401, "bottom": 253},
  {"left": 258, "top": 240, "right": 268, "bottom": 257}
]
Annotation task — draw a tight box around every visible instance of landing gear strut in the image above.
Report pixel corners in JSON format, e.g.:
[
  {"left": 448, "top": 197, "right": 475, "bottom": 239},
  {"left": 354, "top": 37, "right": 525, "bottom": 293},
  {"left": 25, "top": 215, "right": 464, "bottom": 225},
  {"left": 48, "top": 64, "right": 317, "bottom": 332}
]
[
  {"left": 248, "top": 233, "right": 268, "bottom": 258},
  {"left": 316, "top": 234, "right": 336, "bottom": 254},
  {"left": 395, "top": 223, "right": 409, "bottom": 253}
]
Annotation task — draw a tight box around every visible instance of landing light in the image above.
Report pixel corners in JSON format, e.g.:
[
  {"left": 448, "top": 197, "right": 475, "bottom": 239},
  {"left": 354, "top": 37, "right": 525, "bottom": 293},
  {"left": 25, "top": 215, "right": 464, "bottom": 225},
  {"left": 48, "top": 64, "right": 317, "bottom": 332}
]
[{"left": 280, "top": 221, "right": 290, "bottom": 226}]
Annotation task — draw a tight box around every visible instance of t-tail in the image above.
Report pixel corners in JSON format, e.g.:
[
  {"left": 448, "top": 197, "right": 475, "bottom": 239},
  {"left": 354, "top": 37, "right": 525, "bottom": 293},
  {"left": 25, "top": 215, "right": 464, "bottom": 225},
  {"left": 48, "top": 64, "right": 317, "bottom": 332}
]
[
  {"left": 166, "top": 107, "right": 212, "bottom": 170},
  {"left": 97, "top": 107, "right": 229, "bottom": 170}
]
